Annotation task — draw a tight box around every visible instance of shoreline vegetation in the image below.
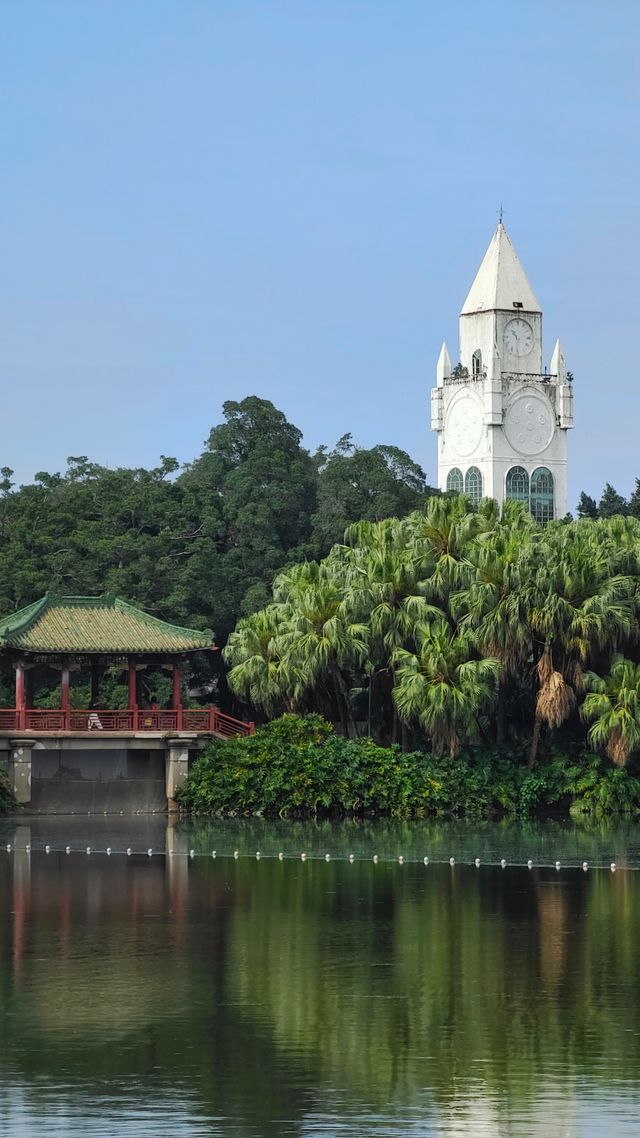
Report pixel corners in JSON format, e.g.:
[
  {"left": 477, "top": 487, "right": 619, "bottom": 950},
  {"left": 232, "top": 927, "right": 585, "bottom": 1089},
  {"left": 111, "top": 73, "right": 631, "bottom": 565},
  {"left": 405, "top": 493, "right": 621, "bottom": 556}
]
[
  {"left": 0, "top": 768, "right": 14, "bottom": 813},
  {"left": 178, "top": 715, "right": 640, "bottom": 818}
]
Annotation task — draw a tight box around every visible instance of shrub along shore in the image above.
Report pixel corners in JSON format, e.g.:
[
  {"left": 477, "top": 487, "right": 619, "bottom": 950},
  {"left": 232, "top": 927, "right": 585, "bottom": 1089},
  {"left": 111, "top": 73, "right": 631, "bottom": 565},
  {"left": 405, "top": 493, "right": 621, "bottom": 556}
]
[
  {"left": 0, "top": 768, "right": 14, "bottom": 813},
  {"left": 177, "top": 715, "right": 640, "bottom": 818}
]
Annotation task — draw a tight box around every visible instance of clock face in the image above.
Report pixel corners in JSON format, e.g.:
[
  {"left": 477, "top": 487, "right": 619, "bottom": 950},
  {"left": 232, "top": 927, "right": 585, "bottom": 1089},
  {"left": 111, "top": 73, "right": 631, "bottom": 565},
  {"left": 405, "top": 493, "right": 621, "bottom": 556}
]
[
  {"left": 503, "top": 318, "right": 534, "bottom": 357},
  {"left": 504, "top": 392, "right": 554, "bottom": 456},
  {"left": 444, "top": 391, "right": 483, "bottom": 458}
]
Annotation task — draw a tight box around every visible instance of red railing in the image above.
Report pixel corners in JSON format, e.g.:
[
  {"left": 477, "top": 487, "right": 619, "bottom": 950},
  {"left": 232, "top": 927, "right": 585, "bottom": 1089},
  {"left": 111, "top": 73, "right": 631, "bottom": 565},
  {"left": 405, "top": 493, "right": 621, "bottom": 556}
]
[{"left": 0, "top": 708, "right": 255, "bottom": 737}]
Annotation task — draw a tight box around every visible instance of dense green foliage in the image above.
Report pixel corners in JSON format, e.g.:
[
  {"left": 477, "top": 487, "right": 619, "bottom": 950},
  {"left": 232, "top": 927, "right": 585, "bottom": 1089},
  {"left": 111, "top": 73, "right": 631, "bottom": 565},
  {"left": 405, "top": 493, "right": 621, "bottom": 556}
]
[
  {"left": 225, "top": 497, "right": 640, "bottom": 769},
  {"left": 179, "top": 713, "right": 640, "bottom": 817},
  {"left": 0, "top": 397, "right": 433, "bottom": 705},
  {"left": 0, "top": 767, "right": 15, "bottom": 813}
]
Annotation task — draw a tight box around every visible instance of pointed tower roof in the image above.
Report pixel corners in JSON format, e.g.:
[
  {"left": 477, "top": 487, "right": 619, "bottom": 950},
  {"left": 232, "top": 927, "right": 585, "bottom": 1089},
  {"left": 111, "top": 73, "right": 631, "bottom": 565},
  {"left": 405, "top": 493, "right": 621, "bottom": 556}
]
[{"left": 461, "top": 222, "right": 541, "bottom": 315}]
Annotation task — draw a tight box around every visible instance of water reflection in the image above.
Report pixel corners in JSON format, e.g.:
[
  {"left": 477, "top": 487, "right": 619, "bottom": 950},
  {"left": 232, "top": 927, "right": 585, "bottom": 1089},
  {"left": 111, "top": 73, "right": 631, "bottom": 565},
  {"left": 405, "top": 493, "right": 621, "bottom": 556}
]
[{"left": 1, "top": 819, "right": 640, "bottom": 1136}]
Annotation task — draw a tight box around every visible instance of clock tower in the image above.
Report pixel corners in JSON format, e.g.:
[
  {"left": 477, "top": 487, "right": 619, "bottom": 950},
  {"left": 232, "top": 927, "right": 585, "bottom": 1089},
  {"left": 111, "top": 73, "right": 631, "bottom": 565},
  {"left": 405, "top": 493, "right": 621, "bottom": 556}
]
[{"left": 430, "top": 222, "right": 573, "bottom": 520}]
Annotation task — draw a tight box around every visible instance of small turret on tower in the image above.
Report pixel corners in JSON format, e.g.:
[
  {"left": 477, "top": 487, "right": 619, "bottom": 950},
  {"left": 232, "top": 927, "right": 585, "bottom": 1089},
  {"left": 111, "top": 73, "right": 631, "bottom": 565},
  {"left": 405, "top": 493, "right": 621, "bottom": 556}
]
[
  {"left": 436, "top": 342, "right": 452, "bottom": 386},
  {"left": 550, "top": 338, "right": 566, "bottom": 382}
]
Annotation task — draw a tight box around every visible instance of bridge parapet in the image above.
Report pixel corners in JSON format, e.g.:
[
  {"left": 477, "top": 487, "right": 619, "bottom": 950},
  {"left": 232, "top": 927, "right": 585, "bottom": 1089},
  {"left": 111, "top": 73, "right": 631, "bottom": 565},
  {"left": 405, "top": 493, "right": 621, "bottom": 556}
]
[{"left": 0, "top": 707, "right": 254, "bottom": 737}]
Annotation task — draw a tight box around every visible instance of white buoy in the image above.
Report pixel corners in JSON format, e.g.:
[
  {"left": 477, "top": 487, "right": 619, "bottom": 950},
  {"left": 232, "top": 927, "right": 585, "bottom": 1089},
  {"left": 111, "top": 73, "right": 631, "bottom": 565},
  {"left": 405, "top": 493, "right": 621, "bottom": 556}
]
[
  {"left": 45, "top": 845, "right": 50, "bottom": 854},
  {"left": 66, "top": 846, "right": 71, "bottom": 855},
  {"left": 500, "top": 858, "right": 507, "bottom": 869},
  {"left": 147, "top": 848, "right": 153, "bottom": 857},
  {"left": 348, "top": 853, "right": 355, "bottom": 863},
  {"left": 278, "top": 851, "right": 284, "bottom": 861},
  {"left": 233, "top": 850, "right": 239, "bottom": 860},
  {"left": 582, "top": 861, "right": 588, "bottom": 871},
  {"left": 474, "top": 858, "right": 480, "bottom": 868},
  {"left": 527, "top": 859, "right": 533, "bottom": 869},
  {"left": 449, "top": 857, "right": 455, "bottom": 866},
  {"left": 398, "top": 855, "right": 404, "bottom": 865},
  {"left": 86, "top": 847, "right": 91, "bottom": 855},
  {"left": 26, "top": 844, "right": 31, "bottom": 853},
  {"left": 106, "top": 847, "right": 111, "bottom": 856},
  {"left": 256, "top": 851, "right": 261, "bottom": 860},
  {"left": 555, "top": 861, "right": 561, "bottom": 870},
  {"left": 301, "top": 852, "right": 307, "bottom": 861},
  {"left": 611, "top": 862, "right": 617, "bottom": 872},
  {"left": 423, "top": 856, "right": 429, "bottom": 866},
  {"left": 211, "top": 851, "right": 216, "bottom": 858},
  {"left": 189, "top": 849, "right": 195, "bottom": 859},
  {"left": 324, "top": 853, "right": 331, "bottom": 862},
  {"left": 5, "top": 844, "right": 11, "bottom": 853},
  {"left": 126, "top": 847, "right": 131, "bottom": 856},
  {"left": 372, "top": 854, "right": 379, "bottom": 864}
]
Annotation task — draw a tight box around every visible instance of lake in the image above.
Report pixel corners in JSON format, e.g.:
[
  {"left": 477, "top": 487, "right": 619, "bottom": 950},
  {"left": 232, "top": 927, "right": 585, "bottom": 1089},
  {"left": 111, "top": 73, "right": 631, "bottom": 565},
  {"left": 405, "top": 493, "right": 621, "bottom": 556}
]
[{"left": 1, "top": 815, "right": 640, "bottom": 1136}]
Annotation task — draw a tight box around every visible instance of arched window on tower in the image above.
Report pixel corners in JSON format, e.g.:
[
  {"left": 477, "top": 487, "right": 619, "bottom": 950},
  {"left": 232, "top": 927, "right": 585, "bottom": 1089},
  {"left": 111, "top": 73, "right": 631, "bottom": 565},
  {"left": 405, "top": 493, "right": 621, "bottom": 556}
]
[
  {"left": 506, "top": 466, "right": 529, "bottom": 504},
  {"left": 472, "top": 349, "right": 482, "bottom": 378},
  {"left": 446, "top": 468, "right": 464, "bottom": 494},
  {"left": 464, "top": 466, "right": 483, "bottom": 507},
  {"left": 531, "top": 467, "right": 554, "bottom": 524}
]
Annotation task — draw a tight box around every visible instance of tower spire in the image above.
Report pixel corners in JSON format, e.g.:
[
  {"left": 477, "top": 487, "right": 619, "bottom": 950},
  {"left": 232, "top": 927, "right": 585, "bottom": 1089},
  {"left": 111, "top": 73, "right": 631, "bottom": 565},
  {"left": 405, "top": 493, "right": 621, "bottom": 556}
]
[{"left": 461, "top": 222, "right": 541, "bottom": 315}]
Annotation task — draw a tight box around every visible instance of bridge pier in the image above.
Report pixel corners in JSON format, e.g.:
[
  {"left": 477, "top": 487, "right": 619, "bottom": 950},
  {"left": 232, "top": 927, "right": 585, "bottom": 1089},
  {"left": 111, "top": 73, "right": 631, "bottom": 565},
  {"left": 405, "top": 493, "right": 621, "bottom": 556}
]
[
  {"left": 8, "top": 739, "right": 36, "bottom": 805},
  {"left": 166, "top": 734, "right": 197, "bottom": 812},
  {"left": 0, "top": 731, "right": 204, "bottom": 813}
]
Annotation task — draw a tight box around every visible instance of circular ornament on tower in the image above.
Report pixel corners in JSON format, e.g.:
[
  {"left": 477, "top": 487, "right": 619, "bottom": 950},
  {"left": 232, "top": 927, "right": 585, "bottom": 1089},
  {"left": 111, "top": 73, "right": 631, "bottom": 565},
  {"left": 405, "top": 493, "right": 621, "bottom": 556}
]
[
  {"left": 504, "top": 392, "right": 554, "bottom": 456},
  {"left": 503, "top": 318, "right": 534, "bottom": 357},
  {"left": 444, "top": 391, "right": 483, "bottom": 458}
]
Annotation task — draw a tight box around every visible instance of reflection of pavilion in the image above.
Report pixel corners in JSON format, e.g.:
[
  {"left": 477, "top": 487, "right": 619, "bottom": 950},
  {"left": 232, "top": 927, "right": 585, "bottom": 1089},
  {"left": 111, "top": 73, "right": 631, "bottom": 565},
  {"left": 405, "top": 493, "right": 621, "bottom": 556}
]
[{"left": 0, "top": 594, "right": 253, "bottom": 810}]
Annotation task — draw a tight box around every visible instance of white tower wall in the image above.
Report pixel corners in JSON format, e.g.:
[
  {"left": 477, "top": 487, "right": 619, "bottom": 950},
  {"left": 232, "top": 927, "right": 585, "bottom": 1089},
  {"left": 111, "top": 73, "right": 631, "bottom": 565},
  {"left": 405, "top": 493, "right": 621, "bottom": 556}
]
[{"left": 431, "top": 223, "right": 573, "bottom": 520}]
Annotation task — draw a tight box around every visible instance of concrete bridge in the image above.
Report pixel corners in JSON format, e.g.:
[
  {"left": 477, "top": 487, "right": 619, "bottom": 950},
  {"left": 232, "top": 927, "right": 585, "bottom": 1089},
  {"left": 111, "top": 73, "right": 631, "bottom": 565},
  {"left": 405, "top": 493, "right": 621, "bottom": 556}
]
[{"left": 0, "top": 707, "right": 253, "bottom": 813}]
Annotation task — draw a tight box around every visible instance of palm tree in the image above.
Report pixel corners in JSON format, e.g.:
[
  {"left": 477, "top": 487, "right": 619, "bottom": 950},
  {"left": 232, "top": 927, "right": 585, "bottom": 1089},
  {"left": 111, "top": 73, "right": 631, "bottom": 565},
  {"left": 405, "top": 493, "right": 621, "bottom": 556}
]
[
  {"left": 524, "top": 524, "right": 636, "bottom": 762},
  {"left": 224, "top": 606, "right": 290, "bottom": 714},
  {"left": 409, "top": 495, "right": 498, "bottom": 604},
  {"left": 582, "top": 656, "right": 640, "bottom": 766},
  {"left": 276, "top": 563, "right": 369, "bottom": 737},
  {"left": 452, "top": 516, "right": 537, "bottom": 742},
  {"left": 393, "top": 617, "right": 501, "bottom": 756}
]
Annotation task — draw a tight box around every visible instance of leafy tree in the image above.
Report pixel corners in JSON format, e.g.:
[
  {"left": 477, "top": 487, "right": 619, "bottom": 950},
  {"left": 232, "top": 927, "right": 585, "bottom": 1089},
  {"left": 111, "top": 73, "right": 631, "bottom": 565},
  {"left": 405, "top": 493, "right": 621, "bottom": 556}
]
[
  {"left": 310, "top": 435, "right": 434, "bottom": 553},
  {"left": 179, "top": 397, "right": 318, "bottom": 644},
  {"left": 598, "top": 483, "right": 628, "bottom": 518},
  {"left": 627, "top": 479, "right": 640, "bottom": 519},
  {"left": 576, "top": 491, "right": 598, "bottom": 519}
]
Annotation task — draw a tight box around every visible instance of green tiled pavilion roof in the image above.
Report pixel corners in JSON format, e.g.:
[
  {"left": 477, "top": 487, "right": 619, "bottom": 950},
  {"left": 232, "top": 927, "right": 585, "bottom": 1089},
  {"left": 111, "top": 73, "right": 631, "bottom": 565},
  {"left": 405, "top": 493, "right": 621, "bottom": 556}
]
[{"left": 0, "top": 594, "right": 214, "bottom": 655}]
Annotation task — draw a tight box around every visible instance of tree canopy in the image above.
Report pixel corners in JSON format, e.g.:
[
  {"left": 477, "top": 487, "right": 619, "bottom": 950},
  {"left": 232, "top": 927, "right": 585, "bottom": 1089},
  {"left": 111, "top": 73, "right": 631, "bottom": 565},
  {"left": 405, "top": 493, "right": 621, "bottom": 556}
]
[
  {"left": 0, "top": 397, "right": 434, "bottom": 706},
  {"left": 224, "top": 496, "right": 640, "bottom": 766}
]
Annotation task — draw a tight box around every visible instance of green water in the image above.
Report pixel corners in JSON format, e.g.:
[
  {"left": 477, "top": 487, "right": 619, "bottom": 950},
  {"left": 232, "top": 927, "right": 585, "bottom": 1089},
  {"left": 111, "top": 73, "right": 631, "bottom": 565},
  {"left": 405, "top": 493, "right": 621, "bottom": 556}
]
[{"left": 1, "top": 817, "right": 640, "bottom": 1136}]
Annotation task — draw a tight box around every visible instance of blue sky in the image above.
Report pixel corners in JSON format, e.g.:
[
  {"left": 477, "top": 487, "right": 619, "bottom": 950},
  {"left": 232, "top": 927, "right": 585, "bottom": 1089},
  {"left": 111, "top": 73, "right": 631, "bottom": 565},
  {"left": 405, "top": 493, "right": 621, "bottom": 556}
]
[{"left": 2, "top": 1, "right": 639, "bottom": 508}]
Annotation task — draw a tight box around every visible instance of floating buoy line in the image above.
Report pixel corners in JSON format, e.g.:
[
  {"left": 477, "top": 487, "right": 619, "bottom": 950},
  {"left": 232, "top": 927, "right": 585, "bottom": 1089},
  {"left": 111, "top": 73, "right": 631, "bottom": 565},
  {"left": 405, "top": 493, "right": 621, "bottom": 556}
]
[{"left": 0, "top": 843, "right": 632, "bottom": 871}]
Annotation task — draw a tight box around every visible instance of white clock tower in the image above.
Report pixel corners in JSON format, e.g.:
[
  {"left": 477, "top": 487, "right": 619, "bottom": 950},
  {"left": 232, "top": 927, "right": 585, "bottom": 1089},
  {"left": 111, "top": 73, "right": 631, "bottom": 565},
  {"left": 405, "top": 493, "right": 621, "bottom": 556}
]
[{"left": 430, "top": 222, "right": 573, "bottom": 520}]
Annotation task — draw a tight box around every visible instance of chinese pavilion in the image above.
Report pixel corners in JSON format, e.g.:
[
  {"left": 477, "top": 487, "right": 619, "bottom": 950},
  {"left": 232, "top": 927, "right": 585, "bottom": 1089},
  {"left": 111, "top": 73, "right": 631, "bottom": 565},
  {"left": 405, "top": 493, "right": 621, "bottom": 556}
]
[
  {"left": 0, "top": 595, "right": 252, "bottom": 810},
  {"left": 0, "top": 593, "right": 252, "bottom": 737}
]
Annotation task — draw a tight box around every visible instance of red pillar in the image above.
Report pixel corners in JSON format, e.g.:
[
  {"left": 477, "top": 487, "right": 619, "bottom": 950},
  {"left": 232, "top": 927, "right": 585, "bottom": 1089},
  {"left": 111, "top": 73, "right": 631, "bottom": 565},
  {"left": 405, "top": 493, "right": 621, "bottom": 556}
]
[
  {"left": 128, "top": 660, "right": 138, "bottom": 729},
  {"left": 60, "top": 661, "right": 71, "bottom": 729},
  {"left": 172, "top": 660, "right": 183, "bottom": 730},
  {"left": 15, "top": 661, "right": 25, "bottom": 730}
]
